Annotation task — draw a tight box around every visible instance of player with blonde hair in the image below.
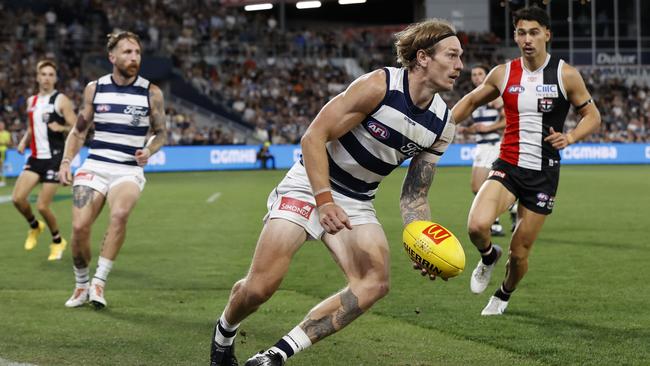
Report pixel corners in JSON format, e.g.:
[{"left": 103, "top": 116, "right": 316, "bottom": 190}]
[{"left": 210, "top": 18, "right": 463, "bottom": 366}]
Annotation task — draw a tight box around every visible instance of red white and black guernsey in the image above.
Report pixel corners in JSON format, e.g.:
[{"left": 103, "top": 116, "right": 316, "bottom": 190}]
[
  {"left": 27, "top": 91, "right": 66, "bottom": 159},
  {"left": 499, "top": 54, "right": 571, "bottom": 171}
]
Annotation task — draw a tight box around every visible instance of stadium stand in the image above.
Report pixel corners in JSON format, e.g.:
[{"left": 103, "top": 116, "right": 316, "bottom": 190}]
[{"left": 0, "top": 1, "right": 647, "bottom": 147}]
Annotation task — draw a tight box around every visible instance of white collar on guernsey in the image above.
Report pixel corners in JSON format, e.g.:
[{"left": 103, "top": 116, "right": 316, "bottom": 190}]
[{"left": 520, "top": 54, "right": 551, "bottom": 74}]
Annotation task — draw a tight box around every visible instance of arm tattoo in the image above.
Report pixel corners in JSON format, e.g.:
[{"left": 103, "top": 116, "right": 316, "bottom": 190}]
[
  {"left": 301, "top": 288, "right": 364, "bottom": 342},
  {"left": 146, "top": 87, "right": 167, "bottom": 154},
  {"left": 400, "top": 156, "right": 437, "bottom": 225},
  {"left": 73, "top": 186, "right": 95, "bottom": 208}
]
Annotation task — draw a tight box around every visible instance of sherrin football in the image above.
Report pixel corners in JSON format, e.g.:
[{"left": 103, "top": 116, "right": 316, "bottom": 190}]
[{"left": 402, "top": 221, "right": 465, "bottom": 279}]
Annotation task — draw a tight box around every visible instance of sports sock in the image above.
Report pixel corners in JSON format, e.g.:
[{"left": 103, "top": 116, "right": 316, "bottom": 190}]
[
  {"left": 52, "top": 230, "right": 62, "bottom": 244},
  {"left": 73, "top": 266, "right": 90, "bottom": 288},
  {"left": 493, "top": 218, "right": 500, "bottom": 224},
  {"left": 93, "top": 256, "right": 113, "bottom": 284},
  {"left": 479, "top": 242, "right": 498, "bottom": 265},
  {"left": 268, "top": 326, "right": 312, "bottom": 362},
  {"left": 494, "top": 283, "right": 514, "bottom": 301},
  {"left": 214, "top": 313, "right": 240, "bottom": 346},
  {"left": 27, "top": 216, "right": 39, "bottom": 229}
]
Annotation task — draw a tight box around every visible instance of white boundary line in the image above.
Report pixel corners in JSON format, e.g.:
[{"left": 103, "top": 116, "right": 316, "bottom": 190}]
[
  {"left": 206, "top": 192, "right": 222, "bottom": 203},
  {"left": 0, "top": 357, "right": 37, "bottom": 366}
]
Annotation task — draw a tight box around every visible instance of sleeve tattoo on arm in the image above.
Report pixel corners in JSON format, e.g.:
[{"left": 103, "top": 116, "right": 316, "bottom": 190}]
[
  {"left": 400, "top": 156, "right": 437, "bottom": 225},
  {"left": 147, "top": 87, "right": 167, "bottom": 153}
]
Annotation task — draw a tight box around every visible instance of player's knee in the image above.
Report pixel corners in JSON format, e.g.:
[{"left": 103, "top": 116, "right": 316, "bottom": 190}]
[
  {"left": 110, "top": 208, "right": 131, "bottom": 225},
  {"left": 467, "top": 218, "right": 490, "bottom": 238},
  {"left": 72, "top": 221, "right": 90, "bottom": 237},
  {"left": 352, "top": 278, "right": 390, "bottom": 307},
  {"left": 11, "top": 194, "right": 26, "bottom": 208},
  {"left": 36, "top": 202, "right": 50, "bottom": 215},
  {"left": 241, "top": 279, "right": 277, "bottom": 306}
]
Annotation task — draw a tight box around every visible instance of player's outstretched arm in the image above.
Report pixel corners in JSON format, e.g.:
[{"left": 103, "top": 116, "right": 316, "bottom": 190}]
[
  {"left": 544, "top": 64, "right": 601, "bottom": 149},
  {"left": 59, "top": 82, "right": 96, "bottom": 185},
  {"left": 452, "top": 65, "right": 505, "bottom": 124},
  {"left": 301, "top": 69, "right": 386, "bottom": 234},
  {"left": 135, "top": 85, "right": 167, "bottom": 166}
]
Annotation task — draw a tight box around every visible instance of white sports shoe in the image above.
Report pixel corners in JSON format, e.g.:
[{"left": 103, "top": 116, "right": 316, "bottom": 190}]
[
  {"left": 470, "top": 244, "right": 502, "bottom": 294},
  {"left": 481, "top": 296, "right": 509, "bottom": 316},
  {"left": 65, "top": 286, "right": 89, "bottom": 308},
  {"left": 89, "top": 280, "right": 107, "bottom": 309}
]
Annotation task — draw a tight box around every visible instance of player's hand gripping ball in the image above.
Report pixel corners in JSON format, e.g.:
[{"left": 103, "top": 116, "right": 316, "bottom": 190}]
[{"left": 403, "top": 221, "right": 465, "bottom": 279}]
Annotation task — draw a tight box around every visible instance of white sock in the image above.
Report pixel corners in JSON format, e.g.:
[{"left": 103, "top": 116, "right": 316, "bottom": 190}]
[
  {"left": 214, "top": 313, "right": 240, "bottom": 346},
  {"left": 73, "top": 266, "right": 89, "bottom": 288},
  {"left": 94, "top": 256, "right": 113, "bottom": 283},
  {"left": 269, "top": 326, "right": 312, "bottom": 361}
]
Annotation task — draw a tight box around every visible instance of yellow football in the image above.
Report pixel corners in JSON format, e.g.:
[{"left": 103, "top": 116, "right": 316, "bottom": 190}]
[{"left": 402, "top": 221, "right": 465, "bottom": 279}]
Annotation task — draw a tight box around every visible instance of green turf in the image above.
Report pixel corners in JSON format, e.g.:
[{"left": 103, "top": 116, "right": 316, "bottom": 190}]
[{"left": 1, "top": 165, "right": 649, "bottom": 365}]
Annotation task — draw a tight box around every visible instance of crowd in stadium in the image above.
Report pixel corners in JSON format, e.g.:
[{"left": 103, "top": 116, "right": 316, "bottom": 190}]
[{"left": 0, "top": 2, "right": 647, "bottom": 148}]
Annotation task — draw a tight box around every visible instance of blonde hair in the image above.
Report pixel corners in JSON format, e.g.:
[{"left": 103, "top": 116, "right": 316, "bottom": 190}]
[
  {"left": 394, "top": 19, "right": 456, "bottom": 69},
  {"left": 106, "top": 31, "right": 142, "bottom": 52},
  {"left": 36, "top": 59, "right": 57, "bottom": 73}
]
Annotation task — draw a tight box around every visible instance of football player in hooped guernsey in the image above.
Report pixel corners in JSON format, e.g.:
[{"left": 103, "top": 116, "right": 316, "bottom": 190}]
[
  {"left": 211, "top": 19, "right": 462, "bottom": 366},
  {"left": 59, "top": 31, "right": 167, "bottom": 309},
  {"left": 452, "top": 6, "right": 601, "bottom": 316}
]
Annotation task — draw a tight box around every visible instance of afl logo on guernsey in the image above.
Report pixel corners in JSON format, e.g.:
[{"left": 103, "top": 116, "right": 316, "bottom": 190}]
[
  {"left": 367, "top": 121, "right": 390, "bottom": 140},
  {"left": 508, "top": 85, "right": 525, "bottom": 94}
]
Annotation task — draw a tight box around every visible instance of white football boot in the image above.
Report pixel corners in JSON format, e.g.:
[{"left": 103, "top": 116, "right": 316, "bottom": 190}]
[
  {"left": 481, "top": 296, "right": 509, "bottom": 316},
  {"left": 89, "top": 280, "right": 107, "bottom": 309},
  {"left": 65, "top": 286, "right": 89, "bottom": 308},
  {"left": 470, "top": 244, "right": 502, "bottom": 294}
]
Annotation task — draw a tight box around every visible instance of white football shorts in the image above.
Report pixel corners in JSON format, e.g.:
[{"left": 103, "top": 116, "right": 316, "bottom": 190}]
[
  {"left": 473, "top": 142, "right": 501, "bottom": 169},
  {"left": 264, "top": 162, "right": 380, "bottom": 240},
  {"left": 73, "top": 159, "right": 146, "bottom": 195}
]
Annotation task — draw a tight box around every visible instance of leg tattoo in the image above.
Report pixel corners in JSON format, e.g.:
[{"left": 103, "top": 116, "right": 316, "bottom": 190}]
[
  {"left": 302, "top": 288, "right": 364, "bottom": 342},
  {"left": 73, "top": 186, "right": 95, "bottom": 208},
  {"left": 73, "top": 255, "right": 88, "bottom": 269}
]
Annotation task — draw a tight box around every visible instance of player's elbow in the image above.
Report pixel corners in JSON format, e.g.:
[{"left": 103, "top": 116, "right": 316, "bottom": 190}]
[
  {"left": 592, "top": 108, "right": 602, "bottom": 128},
  {"left": 300, "top": 129, "right": 326, "bottom": 150}
]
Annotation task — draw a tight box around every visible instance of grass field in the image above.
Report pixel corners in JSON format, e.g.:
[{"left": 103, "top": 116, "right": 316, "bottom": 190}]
[{"left": 1, "top": 165, "right": 649, "bottom": 366}]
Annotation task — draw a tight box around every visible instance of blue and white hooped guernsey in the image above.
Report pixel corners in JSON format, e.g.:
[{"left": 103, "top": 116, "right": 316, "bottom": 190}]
[
  {"left": 325, "top": 67, "right": 452, "bottom": 201},
  {"left": 471, "top": 104, "right": 501, "bottom": 143},
  {"left": 89, "top": 74, "right": 151, "bottom": 166}
]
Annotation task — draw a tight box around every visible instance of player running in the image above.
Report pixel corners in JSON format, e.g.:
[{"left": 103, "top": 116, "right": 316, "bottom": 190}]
[{"left": 452, "top": 6, "right": 601, "bottom": 315}]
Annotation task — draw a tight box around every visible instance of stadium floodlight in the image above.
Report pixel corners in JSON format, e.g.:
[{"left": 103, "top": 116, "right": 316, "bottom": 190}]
[
  {"left": 338, "top": 0, "right": 366, "bottom": 4},
  {"left": 244, "top": 3, "right": 273, "bottom": 11},
  {"left": 296, "top": 1, "right": 321, "bottom": 9}
]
